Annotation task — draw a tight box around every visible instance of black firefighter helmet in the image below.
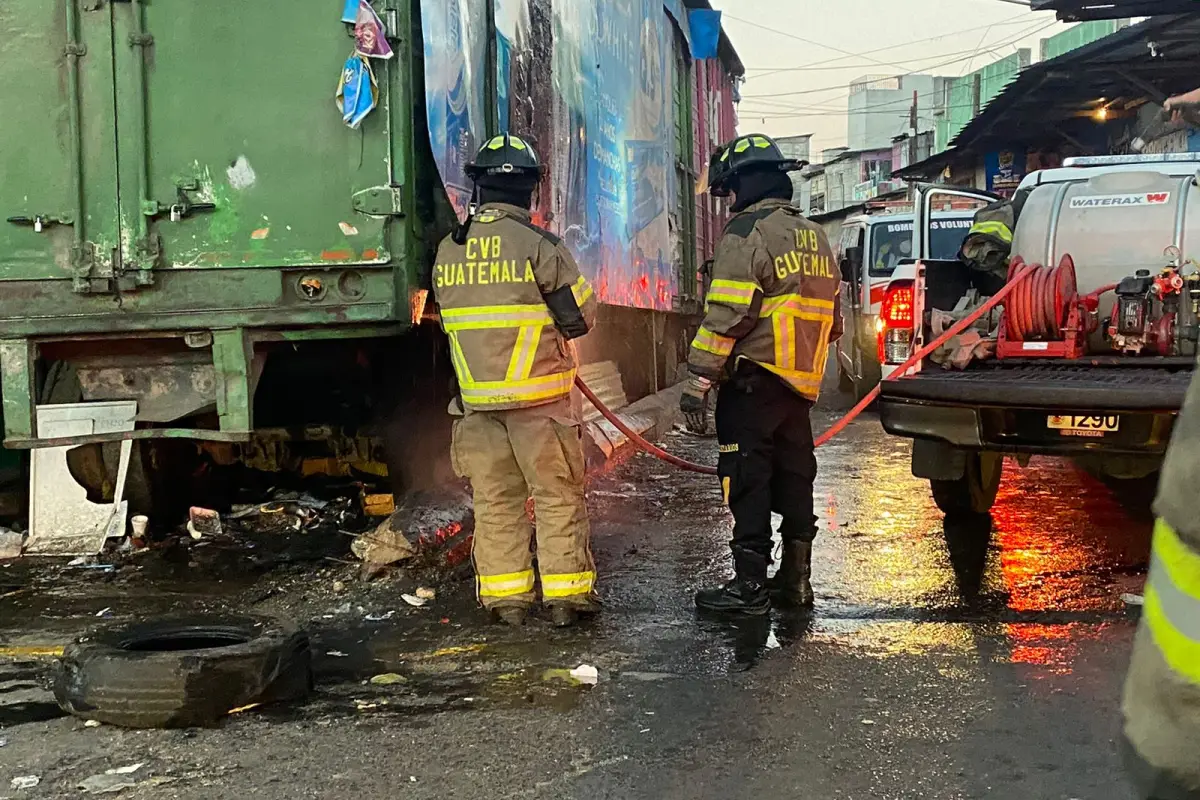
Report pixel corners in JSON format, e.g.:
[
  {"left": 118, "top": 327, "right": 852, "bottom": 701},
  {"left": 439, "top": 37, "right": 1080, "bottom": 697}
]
[
  {"left": 707, "top": 133, "right": 806, "bottom": 198},
  {"left": 465, "top": 133, "right": 546, "bottom": 185}
]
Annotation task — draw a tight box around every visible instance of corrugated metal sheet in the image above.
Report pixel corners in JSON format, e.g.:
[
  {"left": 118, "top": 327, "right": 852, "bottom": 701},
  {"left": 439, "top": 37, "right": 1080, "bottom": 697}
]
[{"left": 577, "top": 361, "right": 628, "bottom": 423}]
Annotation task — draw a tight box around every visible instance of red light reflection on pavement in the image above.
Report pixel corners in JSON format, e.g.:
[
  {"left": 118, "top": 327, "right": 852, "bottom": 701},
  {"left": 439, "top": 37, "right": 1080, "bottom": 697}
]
[{"left": 990, "top": 458, "right": 1151, "bottom": 674}]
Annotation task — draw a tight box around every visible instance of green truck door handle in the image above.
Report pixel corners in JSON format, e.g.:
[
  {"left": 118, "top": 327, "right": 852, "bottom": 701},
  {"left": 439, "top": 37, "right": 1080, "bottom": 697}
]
[
  {"left": 144, "top": 188, "right": 217, "bottom": 222},
  {"left": 6, "top": 215, "right": 74, "bottom": 233}
]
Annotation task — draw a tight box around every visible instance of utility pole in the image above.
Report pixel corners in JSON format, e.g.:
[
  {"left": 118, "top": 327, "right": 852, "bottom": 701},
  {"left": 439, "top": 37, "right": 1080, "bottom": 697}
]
[{"left": 909, "top": 90, "right": 918, "bottom": 167}]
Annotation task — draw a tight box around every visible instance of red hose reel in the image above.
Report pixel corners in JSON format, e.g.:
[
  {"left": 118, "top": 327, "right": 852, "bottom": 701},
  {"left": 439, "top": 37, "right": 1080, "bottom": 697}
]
[{"left": 997, "top": 255, "right": 1101, "bottom": 359}]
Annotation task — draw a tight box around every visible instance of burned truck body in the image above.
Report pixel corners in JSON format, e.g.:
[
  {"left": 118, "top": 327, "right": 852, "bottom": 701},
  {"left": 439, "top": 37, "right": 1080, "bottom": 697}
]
[{"left": 0, "top": 1, "right": 740, "bottom": 510}]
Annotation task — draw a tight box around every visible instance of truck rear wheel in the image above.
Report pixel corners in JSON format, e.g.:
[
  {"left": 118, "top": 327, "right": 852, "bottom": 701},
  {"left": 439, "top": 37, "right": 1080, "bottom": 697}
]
[{"left": 930, "top": 451, "right": 1003, "bottom": 516}]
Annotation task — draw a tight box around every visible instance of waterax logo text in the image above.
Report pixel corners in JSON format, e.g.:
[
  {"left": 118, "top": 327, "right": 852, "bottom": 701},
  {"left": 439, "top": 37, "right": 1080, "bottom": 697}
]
[{"left": 1068, "top": 192, "right": 1171, "bottom": 209}]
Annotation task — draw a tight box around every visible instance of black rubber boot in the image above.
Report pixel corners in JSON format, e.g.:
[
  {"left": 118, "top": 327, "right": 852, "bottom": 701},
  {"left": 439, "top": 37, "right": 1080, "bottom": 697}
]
[
  {"left": 695, "top": 579, "right": 770, "bottom": 616},
  {"left": 549, "top": 606, "right": 579, "bottom": 628},
  {"left": 768, "top": 541, "right": 814, "bottom": 608},
  {"left": 492, "top": 606, "right": 527, "bottom": 627}
]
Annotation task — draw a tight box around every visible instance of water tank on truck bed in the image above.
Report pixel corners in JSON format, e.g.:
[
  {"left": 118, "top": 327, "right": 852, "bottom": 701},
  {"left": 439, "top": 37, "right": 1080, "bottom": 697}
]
[{"left": 1012, "top": 156, "right": 1200, "bottom": 354}]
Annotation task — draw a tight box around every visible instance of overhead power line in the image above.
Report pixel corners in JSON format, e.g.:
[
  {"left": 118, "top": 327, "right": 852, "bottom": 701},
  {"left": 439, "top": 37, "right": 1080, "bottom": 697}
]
[
  {"left": 739, "top": 18, "right": 1057, "bottom": 102},
  {"left": 721, "top": 13, "right": 902, "bottom": 68},
  {"left": 741, "top": 11, "right": 1036, "bottom": 76}
]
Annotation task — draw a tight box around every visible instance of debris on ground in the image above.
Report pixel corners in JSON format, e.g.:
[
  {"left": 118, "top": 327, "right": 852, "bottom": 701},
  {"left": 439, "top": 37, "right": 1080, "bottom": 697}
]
[
  {"left": 369, "top": 673, "right": 407, "bottom": 686},
  {"left": 10, "top": 775, "right": 40, "bottom": 790},
  {"left": 187, "top": 507, "right": 222, "bottom": 540},
  {"left": 1122, "top": 593, "right": 1145, "bottom": 607},
  {"left": 570, "top": 664, "right": 600, "bottom": 685},
  {"left": 351, "top": 516, "right": 415, "bottom": 574},
  {"left": 415, "top": 587, "right": 436, "bottom": 600},
  {"left": 401, "top": 593, "right": 428, "bottom": 608},
  {"left": 348, "top": 487, "right": 475, "bottom": 576},
  {"left": 78, "top": 764, "right": 177, "bottom": 795},
  {"left": 84, "top": 719, "right": 102, "bottom": 728},
  {"left": 129, "top": 515, "right": 149, "bottom": 549},
  {"left": 362, "top": 492, "right": 396, "bottom": 517},
  {"left": 0, "top": 528, "right": 23, "bottom": 560}
]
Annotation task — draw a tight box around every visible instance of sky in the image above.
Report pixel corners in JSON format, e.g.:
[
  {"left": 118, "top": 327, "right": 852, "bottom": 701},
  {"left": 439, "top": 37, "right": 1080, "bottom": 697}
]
[{"left": 707, "top": 0, "right": 1077, "bottom": 157}]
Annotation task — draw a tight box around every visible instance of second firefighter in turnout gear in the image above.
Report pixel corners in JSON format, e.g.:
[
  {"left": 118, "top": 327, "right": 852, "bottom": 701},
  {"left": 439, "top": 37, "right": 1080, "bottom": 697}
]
[
  {"left": 1122, "top": 365, "right": 1200, "bottom": 800},
  {"left": 433, "top": 134, "right": 599, "bottom": 629},
  {"left": 684, "top": 133, "right": 842, "bottom": 615}
]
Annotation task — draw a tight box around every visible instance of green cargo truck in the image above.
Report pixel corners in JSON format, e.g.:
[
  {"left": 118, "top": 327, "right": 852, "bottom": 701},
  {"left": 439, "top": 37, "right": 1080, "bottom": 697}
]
[
  {"left": 0, "top": 0, "right": 742, "bottom": 514},
  {"left": 1, "top": 1, "right": 453, "bottom": 505}
]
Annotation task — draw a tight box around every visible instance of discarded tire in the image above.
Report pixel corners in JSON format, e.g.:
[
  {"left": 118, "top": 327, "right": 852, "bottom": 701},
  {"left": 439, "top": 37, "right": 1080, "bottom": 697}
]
[{"left": 54, "top": 614, "right": 312, "bottom": 729}]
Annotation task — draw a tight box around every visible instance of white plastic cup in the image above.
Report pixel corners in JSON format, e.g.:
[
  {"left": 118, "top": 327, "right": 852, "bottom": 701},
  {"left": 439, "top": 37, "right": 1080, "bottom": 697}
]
[{"left": 130, "top": 515, "right": 149, "bottom": 545}]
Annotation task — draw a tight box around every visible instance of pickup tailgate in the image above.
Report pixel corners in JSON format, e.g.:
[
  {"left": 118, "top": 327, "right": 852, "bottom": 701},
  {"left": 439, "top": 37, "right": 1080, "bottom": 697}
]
[{"left": 880, "top": 362, "right": 1191, "bottom": 410}]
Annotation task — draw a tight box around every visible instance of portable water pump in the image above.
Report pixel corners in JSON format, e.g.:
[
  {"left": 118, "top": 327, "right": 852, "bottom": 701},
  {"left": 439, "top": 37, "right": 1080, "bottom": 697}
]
[{"left": 997, "top": 249, "right": 1200, "bottom": 360}]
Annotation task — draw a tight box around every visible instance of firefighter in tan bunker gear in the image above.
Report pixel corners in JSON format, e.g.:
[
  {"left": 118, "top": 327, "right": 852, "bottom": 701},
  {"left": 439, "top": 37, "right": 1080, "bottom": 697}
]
[
  {"left": 684, "top": 134, "right": 842, "bottom": 616},
  {"left": 433, "top": 134, "right": 599, "bottom": 629},
  {"left": 1120, "top": 86, "right": 1200, "bottom": 799}
]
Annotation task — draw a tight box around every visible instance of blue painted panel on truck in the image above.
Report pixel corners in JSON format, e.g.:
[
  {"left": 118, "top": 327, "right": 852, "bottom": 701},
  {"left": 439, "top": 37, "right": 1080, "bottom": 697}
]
[{"left": 426, "top": 0, "right": 677, "bottom": 311}]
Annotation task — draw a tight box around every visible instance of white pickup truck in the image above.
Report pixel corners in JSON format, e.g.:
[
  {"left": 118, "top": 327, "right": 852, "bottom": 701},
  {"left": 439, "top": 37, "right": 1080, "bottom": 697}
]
[
  {"left": 833, "top": 208, "right": 978, "bottom": 401},
  {"left": 876, "top": 154, "right": 1200, "bottom": 518}
]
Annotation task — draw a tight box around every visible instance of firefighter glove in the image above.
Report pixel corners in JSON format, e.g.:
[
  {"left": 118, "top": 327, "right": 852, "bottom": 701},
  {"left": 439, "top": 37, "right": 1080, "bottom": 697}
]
[{"left": 680, "top": 375, "right": 713, "bottom": 433}]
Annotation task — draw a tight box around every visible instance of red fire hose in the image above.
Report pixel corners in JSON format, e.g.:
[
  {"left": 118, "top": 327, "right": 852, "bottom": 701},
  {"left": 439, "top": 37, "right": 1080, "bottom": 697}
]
[{"left": 576, "top": 264, "right": 1039, "bottom": 476}]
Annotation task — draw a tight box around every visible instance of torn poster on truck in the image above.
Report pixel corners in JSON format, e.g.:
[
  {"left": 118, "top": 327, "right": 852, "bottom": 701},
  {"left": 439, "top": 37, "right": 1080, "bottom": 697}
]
[
  {"left": 336, "top": 55, "right": 378, "bottom": 129},
  {"left": 352, "top": 0, "right": 394, "bottom": 59}
]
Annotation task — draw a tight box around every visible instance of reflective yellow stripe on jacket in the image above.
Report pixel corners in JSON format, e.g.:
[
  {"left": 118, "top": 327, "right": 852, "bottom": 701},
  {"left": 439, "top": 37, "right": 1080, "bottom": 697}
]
[
  {"left": 693, "top": 327, "right": 736, "bottom": 357},
  {"left": 969, "top": 220, "right": 1013, "bottom": 244},
  {"left": 1144, "top": 519, "right": 1200, "bottom": 684},
  {"left": 571, "top": 276, "right": 594, "bottom": 307},
  {"left": 762, "top": 294, "right": 835, "bottom": 391},
  {"left": 441, "top": 304, "right": 553, "bottom": 330},
  {"left": 460, "top": 370, "right": 577, "bottom": 408},
  {"left": 706, "top": 278, "right": 759, "bottom": 309},
  {"left": 442, "top": 304, "right": 574, "bottom": 407}
]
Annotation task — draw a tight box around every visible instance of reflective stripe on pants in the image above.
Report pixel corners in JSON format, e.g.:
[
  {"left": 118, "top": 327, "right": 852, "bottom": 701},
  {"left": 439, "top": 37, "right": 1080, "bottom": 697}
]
[{"left": 1144, "top": 519, "right": 1200, "bottom": 685}]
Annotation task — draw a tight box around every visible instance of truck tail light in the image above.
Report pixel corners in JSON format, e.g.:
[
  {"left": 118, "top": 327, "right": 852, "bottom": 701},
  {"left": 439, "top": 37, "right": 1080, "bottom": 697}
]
[{"left": 877, "top": 281, "right": 914, "bottom": 365}]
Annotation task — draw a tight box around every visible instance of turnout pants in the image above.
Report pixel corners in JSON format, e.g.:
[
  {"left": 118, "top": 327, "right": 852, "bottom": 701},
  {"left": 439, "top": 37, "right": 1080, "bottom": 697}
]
[
  {"left": 715, "top": 363, "right": 819, "bottom": 583},
  {"left": 451, "top": 398, "right": 596, "bottom": 610}
]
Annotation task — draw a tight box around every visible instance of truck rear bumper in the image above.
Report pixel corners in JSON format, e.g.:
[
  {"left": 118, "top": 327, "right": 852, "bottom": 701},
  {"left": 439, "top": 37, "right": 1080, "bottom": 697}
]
[
  {"left": 879, "top": 397, "right": 1177, "bottom": 455},
  {"left": 878, "top": 361, "right": 1188, "bottom": 455}
]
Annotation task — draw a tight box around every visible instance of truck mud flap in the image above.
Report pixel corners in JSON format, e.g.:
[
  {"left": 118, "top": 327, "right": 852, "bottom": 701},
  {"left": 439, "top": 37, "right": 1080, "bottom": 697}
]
[{"left": 912, "top": 439, "right": 968, "bottom": 481}]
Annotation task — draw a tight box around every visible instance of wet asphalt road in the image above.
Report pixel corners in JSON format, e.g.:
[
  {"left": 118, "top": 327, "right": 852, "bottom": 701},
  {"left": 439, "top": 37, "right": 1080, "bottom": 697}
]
[{"left": 0, "top": 401, "right": 1153, "bottom": 799}]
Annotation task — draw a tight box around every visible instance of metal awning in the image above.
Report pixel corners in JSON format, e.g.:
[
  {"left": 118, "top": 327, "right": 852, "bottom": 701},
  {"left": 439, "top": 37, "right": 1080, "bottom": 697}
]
[
  {"left": 1032, "top": 0, "right": 1200, "bottom": 20},
  {"left": 947, "top": 13, "right": 1200, "bottom": 153}
]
